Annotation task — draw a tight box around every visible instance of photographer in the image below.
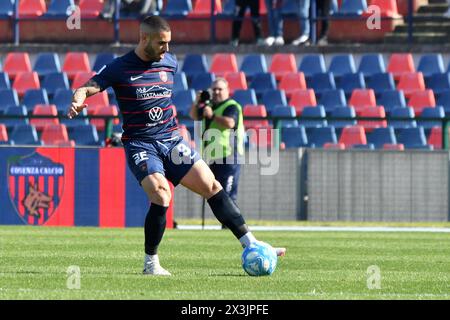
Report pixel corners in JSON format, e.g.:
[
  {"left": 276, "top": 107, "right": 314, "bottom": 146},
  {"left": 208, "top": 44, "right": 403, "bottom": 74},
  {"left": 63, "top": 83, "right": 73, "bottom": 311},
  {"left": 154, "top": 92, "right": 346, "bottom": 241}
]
[{"left": 189, "top": 78, "right": 245, "bottom": 206}]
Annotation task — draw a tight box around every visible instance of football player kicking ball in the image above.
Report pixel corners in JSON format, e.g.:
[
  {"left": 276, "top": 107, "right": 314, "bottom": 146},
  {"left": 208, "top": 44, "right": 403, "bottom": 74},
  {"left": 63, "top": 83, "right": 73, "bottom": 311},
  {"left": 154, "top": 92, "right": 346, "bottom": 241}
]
[{"left": 67, "top": 15, "right": 286, "bottom": 276}]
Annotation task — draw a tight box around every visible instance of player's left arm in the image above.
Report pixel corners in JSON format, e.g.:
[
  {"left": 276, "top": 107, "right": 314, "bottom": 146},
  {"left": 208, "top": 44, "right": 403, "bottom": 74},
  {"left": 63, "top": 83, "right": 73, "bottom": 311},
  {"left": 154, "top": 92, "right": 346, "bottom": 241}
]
[{"left": 68, "top": 79, "right": 102, "bottom": 119}]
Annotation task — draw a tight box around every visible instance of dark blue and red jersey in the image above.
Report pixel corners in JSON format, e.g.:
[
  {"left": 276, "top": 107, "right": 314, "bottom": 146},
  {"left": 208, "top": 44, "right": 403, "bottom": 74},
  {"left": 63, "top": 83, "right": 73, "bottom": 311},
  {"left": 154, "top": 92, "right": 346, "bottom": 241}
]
[{"left": 91, "top": 50, "right": 179, "bottom": 142}]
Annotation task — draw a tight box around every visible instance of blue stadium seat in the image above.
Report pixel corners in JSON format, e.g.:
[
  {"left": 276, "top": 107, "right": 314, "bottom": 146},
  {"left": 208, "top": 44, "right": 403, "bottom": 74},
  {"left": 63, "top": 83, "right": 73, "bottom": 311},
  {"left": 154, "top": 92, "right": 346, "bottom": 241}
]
[
  {"left": 308, "top": 126, "right": 338, "bottom": 148},
  {"left": 298, "top": 105, "right": 328, "bottom": 128},
  {"left": 93, "top": 53, "right": 116, "bottom": 73},
  {"left": 328, "top": 54, "right": 356, "bottom": 79},
  {"left": 181, "top": 54, "right": 208, "bottom": 81},
  {"left": 329, "top": 106, "right": 357, "bottom": 129},
  {"left": 3, "top": 106, "right": 29, "bottom": 129},
  {"left": 367, "top": 126, "right": 397, "bottom": 149},
  {"left": 333, "top": 0, "right": 367, "bottom": 16},
  {"left": 249, "top": 73, "right": 277, "bottom": 98},
  {"left": 298, "top": 54, "right": 326, "bottom": 78},
  {"left": 34, "top": 53, "right": 61, "bottom": 78},
  {"left": 417, "top": 54, "right": 444, "bottom": 77},
  {"left": 51, "top": 88, "right": 73, "bottom": 114},
  {"left": 172, "top": 89, "right": 196, "bottom": 116},
  {"left": 366, "top": 73, "right": 396, "bottom": 95},
  {"left": 219, "top": 0, "right": 235, "bottom": 17},
  {"left": 396, "top": 127, "right": 428, "bottom": 149},
  {"left": 240, "top": 54, "right": 267, "bottom": 80},
  {"left": 0, "top": 0, "right": 13, "bottom": 18},
  {"left": 378, "top": 90, "right": 406, "bottom": 114},
  {"left": 70, "top": 124, "right": 100, "bottom": 146},
  {"left": 358, "top": 54, "right": 386, "bottom": 78},
  {"left": 337, "top": 72, "right": 365, "bottom": 97},
  {"left": 318, "top": 89, "right": 347, "bottom": 114},
  {"left": 425, "top": 73, "right": 450, "bottom": 96},
  {"left": 418, "top": 106, "right": 445, "bottom": 130},
  {"left": 352, "top": 143, "right": 375, "bottom": 150},
  {"left": 190, "top": 72, "right": 215, "bottom": 91},
  {"left": 307, "top": 72, "right": 336, "bottom": 96},
  {"left": 281, "top": 126, "right": 308, "bottom": 148},
  {"left": 173, "top": 72, "right": 188, "bottom": 92},
  {"left": 22, "top": 89, "right": 49, "bottom": 112},
  {"left": 281, "top": 0, "right": 300, "bottom": 17},
  {"left": 437, "top": 90, "right": 450, "bottom": 115},
  {"left": 0, "top": 89, "right": 19, "bottom": 109},
  {"left": 0, "top": 72, "right": 11, "bottom": 89},
  {"left": 232, "top": 89, "right": 257, "bottom": 106},
  {"left": 42, "top": 72, "right": 70, "bottom": 97},
  {"left": 162, "top": 0, "right": 192, "bottom": 17},
  {"left": 389, "top": 107, "right": 417, "bottom": 129},
  {"left": 45, "top": 0, "right": 75, "bottom": 17},
  {"left": 61, "top": 108, "right": 89, "bottom": 128},
  {"left": 261, "top": 89, "right": 288, "bottom": 115},
  {"left": 272, "top": 106, "right": 298, "bottom": 128},
  {"left": 9, "top": 124, "right": 40, "bottom": 145}
]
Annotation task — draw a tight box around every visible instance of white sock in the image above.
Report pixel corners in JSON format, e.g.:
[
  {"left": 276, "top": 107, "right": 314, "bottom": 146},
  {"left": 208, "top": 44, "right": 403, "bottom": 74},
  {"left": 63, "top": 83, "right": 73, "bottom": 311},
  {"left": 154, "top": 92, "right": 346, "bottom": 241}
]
[
  {"left": 239, "top": 232, "right": 257, "bottom": 248},
  {"left": 145, "top": 254, "right": 160, "bottom": 265}
]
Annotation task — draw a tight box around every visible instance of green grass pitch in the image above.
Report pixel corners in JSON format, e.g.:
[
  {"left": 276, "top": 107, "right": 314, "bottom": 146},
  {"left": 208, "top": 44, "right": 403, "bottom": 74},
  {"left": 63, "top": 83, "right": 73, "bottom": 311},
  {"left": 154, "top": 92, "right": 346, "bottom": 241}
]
[{"left": 0, "top": 225, "right": 449, "bottom": 300}]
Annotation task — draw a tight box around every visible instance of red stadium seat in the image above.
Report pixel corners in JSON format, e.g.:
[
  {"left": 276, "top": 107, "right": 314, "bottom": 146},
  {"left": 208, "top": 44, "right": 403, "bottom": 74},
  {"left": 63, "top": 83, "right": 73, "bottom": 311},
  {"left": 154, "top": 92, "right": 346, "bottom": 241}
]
[
  {"left": 339, "top": 125, "right": 367, "bottom": 147},
  {"left": 79, "top": 0, "right": 104, "bottom": 18},
  {"left": 397, "top": 72, "right": 426, "bottom": 99},
  {"left": 408, "top": 89, "right": 436, "bottom": 116},
  {"left": 269, "top": 54, "right": 297, "bottom": 81},
  {"left": 387, "top": 53, "right": 415, "bottom": 81},
  {"left": 348, "top": 89, "right": 377, "bottom": 112},
  {"left": 72, "top": 71, "right": 97, "bottom": 90},
  {"left": 0, "top": 124, "right": 8, "bottom": 142},
  {"left": 188, "top": 0, "right": 222, "bottom": 17},
  {"left": 41, "top": 124, "right": 69, "bottom": 145},
  {"left": 224, "top": 72, "right": 248, "bottom": 95},
  {"left": 30, "top": 104, "right": 59, "bottom": 131},
  {"left": 428, "top": 126, "right": 442, "bottom": 149},
  {"left": 210, "top": 53, "right": 238, "bottom": 77},
  {"left": 248, "top": 125, "right": 273, "bottom": 148},
  {"left": 85, "top": 91, "right": 109, "bottom": 108},
  {"left": 243, "top": 104, "right": 269, "bottom": 129},
  {"left": 89, "top": 105, "right": 120, "bottom": 131},
  {"left": 323, "top": 142, "right": 346, "bottom": 150},
  {"left": 362, "top": 0, "right": 400, "bottom": 17},
  {"left": 357, "top": 106, "right": 387, "bottom": 132},
  {"left": 13, "top": 72, "right": 40, "bottom": 97},
  {"left": 289, "top": 89, "right": 317, "bottom": 115},
  {"left": 278, "top": 72, "right": 307, "bottom": 99},
  {"left": 3, "top": 52, "right": 32, "bottom": 80},
  {"left": 63, "top": 52, "right": 91, "bottom": 80},
  {"left": 19, "top": 0, "right": 47, "bottom": 18},
  {"left": 54, "top": 140, "right": 76, "bottom": 147},
  {"left": 383, "top": 143, "right": 405, "bottom": 150}
]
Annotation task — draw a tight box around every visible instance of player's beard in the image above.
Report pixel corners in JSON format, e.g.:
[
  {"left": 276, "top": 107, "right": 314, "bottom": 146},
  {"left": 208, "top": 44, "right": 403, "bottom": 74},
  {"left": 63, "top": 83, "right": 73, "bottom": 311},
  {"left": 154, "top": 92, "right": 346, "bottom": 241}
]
[{"left": 144, "top": 45, "right": 163, "bottom": 62}]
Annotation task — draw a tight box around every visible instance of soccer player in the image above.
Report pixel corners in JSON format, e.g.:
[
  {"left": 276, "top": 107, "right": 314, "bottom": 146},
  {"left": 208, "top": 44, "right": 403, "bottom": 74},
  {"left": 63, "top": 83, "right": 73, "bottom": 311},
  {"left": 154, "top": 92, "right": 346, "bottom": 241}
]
[{"left": 67, "top": 15, "right": 285, "bottom": 276}]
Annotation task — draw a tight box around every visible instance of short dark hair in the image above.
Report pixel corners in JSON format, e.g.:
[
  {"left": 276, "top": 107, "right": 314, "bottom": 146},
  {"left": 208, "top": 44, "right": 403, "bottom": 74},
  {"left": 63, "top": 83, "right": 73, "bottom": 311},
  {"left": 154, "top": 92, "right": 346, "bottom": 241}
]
[{"left": 140, "top": 15, "right": 171, "bottom": 34}]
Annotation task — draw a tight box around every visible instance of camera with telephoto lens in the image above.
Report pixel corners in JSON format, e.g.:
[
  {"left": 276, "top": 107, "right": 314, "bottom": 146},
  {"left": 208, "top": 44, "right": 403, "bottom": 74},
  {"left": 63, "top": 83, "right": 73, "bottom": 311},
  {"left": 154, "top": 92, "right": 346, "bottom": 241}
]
[{"left": 198, "top": 90, "right": 211, "bottom": 118}]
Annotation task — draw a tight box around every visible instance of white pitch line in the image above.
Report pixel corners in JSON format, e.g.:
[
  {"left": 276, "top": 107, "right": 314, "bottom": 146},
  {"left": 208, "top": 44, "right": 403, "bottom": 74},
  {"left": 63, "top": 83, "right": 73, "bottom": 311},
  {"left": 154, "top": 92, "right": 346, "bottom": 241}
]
[{"left": 176, "top": 225, "right": 450, "bottom": 233}]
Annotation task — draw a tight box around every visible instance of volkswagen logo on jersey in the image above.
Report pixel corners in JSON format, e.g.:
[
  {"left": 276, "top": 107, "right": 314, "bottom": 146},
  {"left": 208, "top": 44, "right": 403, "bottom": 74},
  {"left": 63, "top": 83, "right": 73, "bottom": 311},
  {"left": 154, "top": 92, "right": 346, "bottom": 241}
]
[
  {"left": 159, "top": 71, "right": 168, "bottom": 82},
  {"left": 148, "top": 107, "right": 163, "bottom": 121},
  {"left": 8, "top": 152, "right": 64, "bottom": 225}
]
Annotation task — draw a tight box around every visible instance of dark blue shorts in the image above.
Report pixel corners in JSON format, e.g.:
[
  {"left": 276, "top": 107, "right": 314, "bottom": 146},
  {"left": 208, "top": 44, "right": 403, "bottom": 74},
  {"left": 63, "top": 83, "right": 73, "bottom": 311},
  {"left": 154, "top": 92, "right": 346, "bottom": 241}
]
[
  {"left": 123, "top": 137, "right": 201, "bottom": 186},
  {"left": 209, "top": 162, "right": 241, "bottom": 201}
]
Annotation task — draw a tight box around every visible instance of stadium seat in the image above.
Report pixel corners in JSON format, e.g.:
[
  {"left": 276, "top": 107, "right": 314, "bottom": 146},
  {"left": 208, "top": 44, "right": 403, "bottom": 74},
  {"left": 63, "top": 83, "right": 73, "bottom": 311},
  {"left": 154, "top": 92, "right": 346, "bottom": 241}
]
[
  {"left": 89, "top": 105, "right": 119, "bottom": 131},
  {"left": 271, "top": 106, "right": 298, "bottom": 128},
  {"left": 261, "top": 89, "right": 288, "bottom": 115},
  {"left": 428, "top": 126, "right": 442, "bottom": 149},
  {"left": 93, "top": 53, "right": 115, "bottom": 73},
  {"left": 425, "top": 73, "right": 450, "bottom": 96},
  {"left": 378, "top": 90, "right": 406, "bottom": 114},
  {"left": 45, "top": 0, "right": 74, "bottom": 17},
  {"left": 396, "top": 127, "right": 428, "bottom": 149},
  {"left": 188, "top": 0, "right": 222, "bottom": 17},
  {"left": 278, "top": 72, "right": 307, "bottom": 99},
  {"left": 30, "top": 104, "right": 59, "bottom": 131},
  {"left": 387, "top": 53, "right": 415, "bottom": 81},
  {"left": 408, "top": 89, "right": 436, "bottom": 116},
  {"left": 318, "top": 89, "right": 347, "bottom": 114},
  {"left": 307, "top": 73, "right": 336, "bottom": 96},
  {"left": 19, "top": 0, "right": 47, "bottom": 18},
  {"left": 289, "top": 89, "right": 317, "bottom": 115},
  {"left": 62, "top": 52, "right": 91, "bottom": 80},
  {"left": 2, "top": 106, "right": 29, "bottom": 129},
  {"left": 418, "top": 106, "right": 445, "bottom": 130},
  {"left": 61, "top": 108, "right": 89, "bottom": 128},
  {"left": 328, "top": 54, "right": 356, "bottom": 79},
  {"left": 269, "top": 54, "right": 297, "bottom": 81},
  {"left": 308, "top": 126, "right": 338, "bottom": 148},
  {"left": 173, "top": 72, "right": 188, "bottom": 92},
  {"left": 363, "top": 0, "right": 400, "bottom": 17},
  {"left": 3, "top": 52, "right": 32, "bottom": 80},
  {"left": 352, "top": 143, "right": 375, "bottom": 150},
  {"left": 383, "top": 143, "right": 404, "bottom": 150},
  {"left": 224, "top": 72, "right": 248, "bottom": 95},
  {"left": 243, "top": 104, "right": 269, "bottom": 129},
  {"left": 0, "top": 89, "right": 19, "bottom": 109},
  {"left": 210, "top": 53, "right": 238, "bottom": 77},
  {"left": 0, "top": 72, "right": 11, "bottom": 90},
  {"left": 72, "top": 71, "right": 96, "bottom": 90},
  {"left": 240, "top": 54, "right": 267, "bottom": 80},
  {"left": 389, "top": 107, "right": 417, "bottom": 129},
  {"left": 33, "top": 53, "right": 61, "bottom": 78},
  {"left": 329, "top": 106, "right": 357, "bottom": 129},
  {"left": 0, "top": 0, "right": 14, "bottom": 18},
  {"left": 85, "top": 91, "right": 109, "bottom": 108},
  {"left": 298, "top": 105, "right": 328, "bottom": 128},
  {"left": 9, "top": 124, "right": 40, "bottom": 145},
  {"left": 333, "top": 0, "right": 367, "bottom": 15},
  {"left": 69, "top": 124, "right": 100, "bottom": 146},
  {"left": 366, "top": 73, "right": 396, "bottom": 94},
  {"left": 337, "top": 72, "right": 366, "bottom": 97},
  {"left": 22, "top": 88, "right": 49, "bottom": 112},
  {"left": 323, "top": 142, "right": 346, "bottom": 150},
  {"left": 298, "top": 54, "right": 327, "bottom": 78},
  {"left": 52, "top": 88, "right": 73, "bottom": 114},
  {"left": 437, "top": 90, "right": 450, "bottom": 115},
  {"left": 42, "top": 72, "right": 70, "bottom": 96},
  {"left": 397, "top": 72, "right": 426, "bottom": 98},
  {"left": 357, "top": 106, "right": 387, "bottom": 132},
  {"left": 281, "top": 126, "right": 308, "bottom": 148},
  {"left": 13, "top": 72, "right": 40, "bottom": 97},
  {"left": 162, "top": 0, "right": 192, "bottom": 17},
  {"left": 348, "top": 89, "right": 377, "bottom": 112},
  {"left": 247, "top": 124, "right": 274, "bottom": 149},
  {"left": 0, "top": 124, "right": 8, "bottom": 142},
  {"left": 417, "top": 54, "right": 444, "bottom": 77},
  {"left": 190, "top": 72, "right": 215, "bottom": 91},
  {"left": 41, "top": 124, "right": 69, "bottom": 145},
  {"left": 367, "top": 126, "right": 397, "bottom": 149},
  {"left": 358, "top": 54, "right": 386, "bottom": 78},
  {"left": 232, "top": 89, "right": 257, "bottom": 107},
  {"left": 79, "top": 0, "right": 104, "bottom": 18},
  {"left": 181, "top": 54, "right": 208, "bottom": 80},
  {"left": 249, "top": 73, "right": 277, "bottom": 98},
  {"left": 172, "top": 89, "right": 196, "bottom": 116},
  {"left": 339, "top": 125, "right": 367, "bottom": 147}
]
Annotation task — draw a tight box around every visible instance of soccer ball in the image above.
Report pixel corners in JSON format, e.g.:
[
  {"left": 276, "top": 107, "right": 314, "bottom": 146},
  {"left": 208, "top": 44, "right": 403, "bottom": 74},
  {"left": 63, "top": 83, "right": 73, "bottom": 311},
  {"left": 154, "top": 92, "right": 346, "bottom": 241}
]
[{"left": 241, "top": 241, "right": 277, "bottom": 276}]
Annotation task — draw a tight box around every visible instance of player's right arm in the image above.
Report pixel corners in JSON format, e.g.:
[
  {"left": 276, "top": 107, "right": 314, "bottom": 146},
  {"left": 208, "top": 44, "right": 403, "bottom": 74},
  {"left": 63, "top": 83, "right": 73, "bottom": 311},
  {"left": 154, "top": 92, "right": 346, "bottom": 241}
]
[{"left": 67, "top": 79, "right": 102, "bottom": 119}]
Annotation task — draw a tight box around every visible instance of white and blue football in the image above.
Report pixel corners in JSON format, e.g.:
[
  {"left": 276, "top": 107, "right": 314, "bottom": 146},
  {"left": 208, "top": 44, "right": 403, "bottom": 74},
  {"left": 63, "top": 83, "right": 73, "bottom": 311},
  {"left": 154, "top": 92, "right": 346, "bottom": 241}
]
[{"left": 241, "top": 241, "right": 277, "bottom": 276}]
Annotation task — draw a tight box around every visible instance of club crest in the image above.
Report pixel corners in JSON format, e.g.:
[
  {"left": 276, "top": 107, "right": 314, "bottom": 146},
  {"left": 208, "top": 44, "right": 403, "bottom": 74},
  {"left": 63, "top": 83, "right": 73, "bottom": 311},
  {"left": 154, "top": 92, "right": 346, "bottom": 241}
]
[{"left": 159, "top": 71, "right": 168, "bottom": 82}]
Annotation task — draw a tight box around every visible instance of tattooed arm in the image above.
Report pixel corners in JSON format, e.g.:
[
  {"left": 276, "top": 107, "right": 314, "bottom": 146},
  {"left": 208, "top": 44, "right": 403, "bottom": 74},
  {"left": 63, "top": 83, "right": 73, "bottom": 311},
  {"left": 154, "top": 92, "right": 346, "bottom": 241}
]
[{"left": 67, "top": 79, "right": 102, "bottom": 119}]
